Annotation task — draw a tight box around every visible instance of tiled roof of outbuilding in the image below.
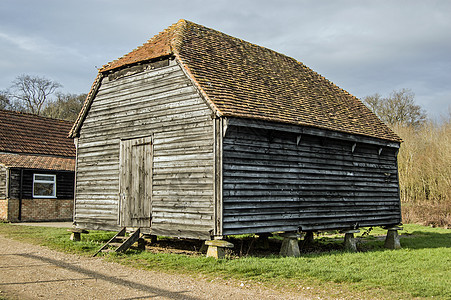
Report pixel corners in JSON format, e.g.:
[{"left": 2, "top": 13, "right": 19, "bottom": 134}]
[
  {"left": 72, "top": 19, "right": 401, "bottom": 143},
  {"left": 0, "top": 110, "right": 75, "bottom": 157},
  {"left": 0, "top": 153, "right": 74, "bottom": 171}
]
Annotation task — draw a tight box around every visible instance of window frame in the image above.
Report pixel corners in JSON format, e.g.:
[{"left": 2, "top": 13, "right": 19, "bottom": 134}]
[{"left": 32, "top": 173, "right": 57, "bottom": 198}]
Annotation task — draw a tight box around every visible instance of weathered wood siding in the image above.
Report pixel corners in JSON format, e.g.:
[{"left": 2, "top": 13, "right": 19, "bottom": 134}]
[
  {"left": 0, "top": 165, "right": 6, "bottom": 199},
  {"left": 222, "top": 120, "right": 401, "bottom": 235},
  {"left": 75, "top": 59, "right": 215, "bottom": 238}
]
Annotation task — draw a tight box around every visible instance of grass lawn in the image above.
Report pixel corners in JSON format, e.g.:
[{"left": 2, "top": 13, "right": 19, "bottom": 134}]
[{"left": 0, "top": 222, "right": 449, "bottom": 299}]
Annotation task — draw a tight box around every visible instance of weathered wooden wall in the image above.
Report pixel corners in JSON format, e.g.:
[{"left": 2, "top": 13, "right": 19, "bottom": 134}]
[
  {"left": 0, "top": 165, "right": 7, "bottom": 220},
  {"left": 221, "top": 119, "right": 401, "bottom": 235},
  {"left": 75, "top": 59, "right": 215, "bottom": 239},
  {"left": 0, "top": 165, "right": 6, "bottom": 199}
]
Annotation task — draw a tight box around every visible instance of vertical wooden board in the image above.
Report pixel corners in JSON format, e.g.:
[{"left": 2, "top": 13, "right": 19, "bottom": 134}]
[
  {"left": 213, "top": 118, "right": 224, "bottom": 236},
  {"left": 120, "top": 137, "right": 152, "bottom": 228},
  {"left": 0, "top": 166, "right": 7, "bottom": 198}
]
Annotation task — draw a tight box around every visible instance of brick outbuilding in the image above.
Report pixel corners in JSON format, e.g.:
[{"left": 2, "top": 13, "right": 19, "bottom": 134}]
[{"left": 0, "top": 110, "right": 75, "bottom": 222}]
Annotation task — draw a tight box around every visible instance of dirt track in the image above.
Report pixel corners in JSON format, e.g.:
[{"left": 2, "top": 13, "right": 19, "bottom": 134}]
[{"left": 0, "top": 235, "right": 308, "bottom": 300}]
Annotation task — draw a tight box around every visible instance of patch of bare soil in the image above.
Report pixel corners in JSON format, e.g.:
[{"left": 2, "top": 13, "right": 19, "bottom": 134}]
[{"left": 0, "top": 234, "right": 311, "bottom": 300}]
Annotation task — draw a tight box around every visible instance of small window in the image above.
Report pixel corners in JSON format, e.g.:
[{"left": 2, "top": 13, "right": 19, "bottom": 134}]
[{"left": 33, "top": 174, "right": 56, "bottom": 198}]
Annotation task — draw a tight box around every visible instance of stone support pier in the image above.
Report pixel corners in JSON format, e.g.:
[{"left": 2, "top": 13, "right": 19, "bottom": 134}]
[
  {"left": 342, "top": 229, "right": 360, "bottom": 252},
  {"left": 279, "top": 232, "right": 301, "bottom": 257},
  {"left": 384, "top": 227, "right": 402, "bottom": 249}
]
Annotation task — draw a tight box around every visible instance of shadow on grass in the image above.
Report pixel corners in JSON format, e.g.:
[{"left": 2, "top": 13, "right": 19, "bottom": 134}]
[{"left": 399, "top": 231, "right": 451, "bottom": 249}]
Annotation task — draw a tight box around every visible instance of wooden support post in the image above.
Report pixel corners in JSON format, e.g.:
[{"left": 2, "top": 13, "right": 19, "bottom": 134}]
[
  {"left": 279, "top": 232, "right": 301, "bottom": 257},
  {"left": 342, "top": 230, "right": 360, "bottom": 252},
  {"left": 137, "top": 238, "right": 146, "bottom": 250},
  {"left": 303, "top": 231, "right": 314, "bottom": 245},
  {"left": 70, "top": 232, "right": 81, "bottom": 241},
  {"left": 384, "top": 227, "right": 402, "bottom": 249},
  {"left": 256, "top": 233, "right": 271, "bottom": 250},
  {"left": 205, "top": 240, "right": 234, "bottom": 259},
  {"left": 199, "top": 242, "right": 208, "bottom": 253},
  {"left": 148, "top": 235, "right": 157, "bottom": 244}
]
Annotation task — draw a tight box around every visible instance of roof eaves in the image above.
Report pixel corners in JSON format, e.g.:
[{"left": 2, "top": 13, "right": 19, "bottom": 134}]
[
  {"left": 69, "top": 73, "right": 103, "bottom": 138},
  {"left": 221, "top": 111, "right": 402, "bottom": 143}
]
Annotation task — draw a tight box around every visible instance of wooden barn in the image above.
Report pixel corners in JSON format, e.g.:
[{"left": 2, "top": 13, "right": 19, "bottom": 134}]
[
  {"left": 69, "top": 20, "right": 402, "bottom": 240},
  {"left": 0, "top": 110, "right": 75, "bottom": 222}
]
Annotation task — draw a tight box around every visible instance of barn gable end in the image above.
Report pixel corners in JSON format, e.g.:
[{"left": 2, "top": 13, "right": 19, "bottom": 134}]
[{"left": 74, "top": 58, "right": 216, "bottom": 239}]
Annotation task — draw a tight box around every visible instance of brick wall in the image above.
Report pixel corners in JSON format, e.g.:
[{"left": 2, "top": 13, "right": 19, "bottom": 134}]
[
  {"left": 0, "top": 199, "right": 8, "bottom": 220},
  {"left": 0, "top": 198, "right": 73, "bottom": 222},
  {"left": 20, "top": 198, "right": 73, "bottom": 221},
  {"left": 0, "top": 198, "right": 20, "bottom": 222}
]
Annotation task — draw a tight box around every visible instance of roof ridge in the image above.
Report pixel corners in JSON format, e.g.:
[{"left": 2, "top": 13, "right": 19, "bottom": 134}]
[
  {"left": 71, "top": 20, "right": 402, "bottom": 143},
  {"left": 170, "top": 19, "right": 189, "bottom": 54},
  {"left": 0, "top": 109, "right": 73, "bottom": 125},
  {"left": 101, "top": 19, "right": 188, "bottom": 72}
]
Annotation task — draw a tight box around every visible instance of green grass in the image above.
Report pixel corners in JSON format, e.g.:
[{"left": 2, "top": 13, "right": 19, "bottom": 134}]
[{"left": 1, "top": 223, "right": 449, "bottom": 299}]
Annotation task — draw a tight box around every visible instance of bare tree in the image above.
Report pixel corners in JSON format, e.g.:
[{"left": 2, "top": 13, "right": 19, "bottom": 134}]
[
  {"left": 0, "top": 90, "right": 12, "bottom": 110},
  {"left": 41, "top": 92, "right": 86, "bottom": 121},
  {"left": 363, "top": 88, "right": 427, "bottom": 128},
  {"left": 9, "top": 74, "right": 62, "bottom": 115}
]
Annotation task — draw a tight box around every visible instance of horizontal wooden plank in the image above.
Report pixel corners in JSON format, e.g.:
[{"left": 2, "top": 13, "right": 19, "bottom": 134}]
[
  {"left": 75, "top": 211, "right": 118, "bottom": 218},
  {"left": 80, "top": 116, "right": 212, "bottom": 142},
  {"left": 152, "top": 211, "right": 213, "bottom": 219},
  {"left": 223, "top": 201, "right": 399, "bottom": 210},
  {"left": 223, "top": 141, "right": 396, "bottom": 165},
  {"left": 152, "top": 178, "right": 213, "bottom": 186},
  {"left": 153, "top": 190, "right": 214, "bottom": 196},
  {"left": 150, "top": 225, "right": 212, "bottom": 240},
  {"left": 153, "top": 206, "right": 213, "bottom": 214},
  {"left": 151, "top": 196, "right": 213, "bottom": 202},
  {"left": 153, "top": 172, "right": 213, "bottom": 180},
  {"left": 153, "top": 153, "right": 213, "bottom": 163},
  {"left": 223, "top": 169, "right": 396, "bottom": 180},
  {"left": 152, "top": 218, "right": 213, "bottom": 226},
  {"left": 75, "top": 204, "right": 118, "bottom": 211},
  {"left": 153, "top": 166, "right": 214, "bottom": 175}
]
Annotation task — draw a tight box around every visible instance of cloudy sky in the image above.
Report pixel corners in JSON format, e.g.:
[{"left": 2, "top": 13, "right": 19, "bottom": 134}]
[{"left": 1, "top": 0, "right": 450, "bottom": 120}]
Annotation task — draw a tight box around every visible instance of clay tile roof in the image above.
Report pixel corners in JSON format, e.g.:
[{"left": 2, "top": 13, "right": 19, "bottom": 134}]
[
  {"left": 72, "top": 19, "right": 401, "bottom": 143},
  {"left": 0, "top": 110, "right": 75, "bottom": 157},
  {"left": 0, "top": 153, "right": 74, "bottom": 171}
]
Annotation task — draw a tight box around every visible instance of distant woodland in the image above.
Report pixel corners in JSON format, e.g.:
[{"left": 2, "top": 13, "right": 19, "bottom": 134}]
[
  {"left": 363, "top": 89, "right": 450, "bottom": 227},
  {"left": 0, "top": 74, "right": 86, "bottom": 122}
]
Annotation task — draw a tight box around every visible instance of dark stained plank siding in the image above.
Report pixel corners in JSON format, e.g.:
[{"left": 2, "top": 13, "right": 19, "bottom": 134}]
[
  {"left": 8, "top": 169, "right": 20, "bottom": 199},
  {"left": 75, "top": 59, "right": 215, "bottom": 238},
  {"left": 17, "top": 170, "right": 74, "bottom": 199},
  {"left": 222, "top": 124, "right": 401, "bottom": 235},
  {"left": 0, "top": 165, "right": 6, "bottom": 198}
]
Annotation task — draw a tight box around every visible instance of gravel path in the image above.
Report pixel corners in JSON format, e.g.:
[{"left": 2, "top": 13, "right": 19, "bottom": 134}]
[{"left": 0, "top": 235, "right": 308, "bottom": 300}]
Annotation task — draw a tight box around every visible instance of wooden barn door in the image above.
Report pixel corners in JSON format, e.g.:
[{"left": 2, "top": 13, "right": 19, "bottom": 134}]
[{"left": 119, "top": 136, "right": 152, "bottom": 228}]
